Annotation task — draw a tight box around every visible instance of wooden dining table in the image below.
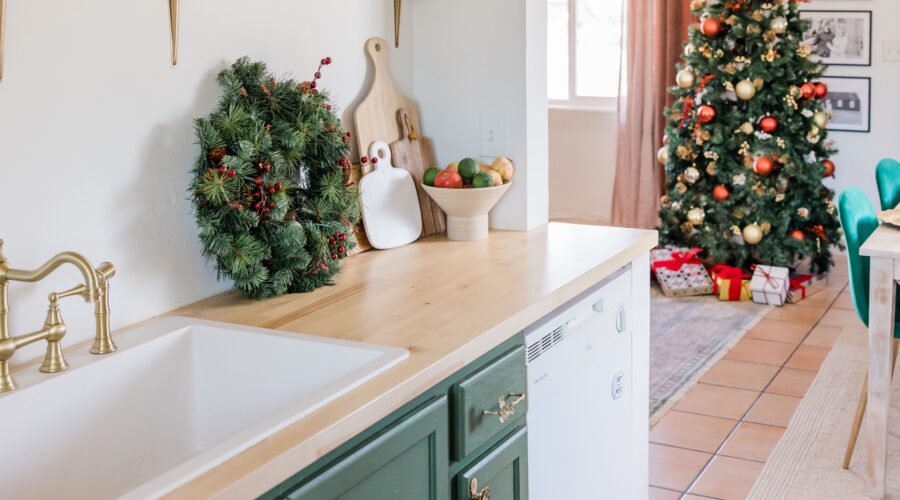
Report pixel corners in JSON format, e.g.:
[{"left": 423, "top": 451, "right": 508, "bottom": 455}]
[{"left": 861, "top": 219, "right": 900, "bottom": 498}]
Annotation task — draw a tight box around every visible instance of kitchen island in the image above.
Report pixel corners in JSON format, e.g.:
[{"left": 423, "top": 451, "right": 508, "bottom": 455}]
[{"left": 162, "top": 222, "right": 657, "bottom": 499}]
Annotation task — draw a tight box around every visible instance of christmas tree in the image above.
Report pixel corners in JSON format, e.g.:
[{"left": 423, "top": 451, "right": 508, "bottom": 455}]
[
  {"left": 190, "top": 57, "right": 360, "bottom": 299},
  {"left": 658, "top": 0, "right": 842, "bottom": 275}
]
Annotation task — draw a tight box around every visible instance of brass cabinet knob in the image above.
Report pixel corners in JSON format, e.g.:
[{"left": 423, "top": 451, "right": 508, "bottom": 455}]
[
  {"left": 482, "top": 392, "right": 526, "bottom": 424},
  {"left": 469, "top": 478, "right": 491, "bottom": 500}
]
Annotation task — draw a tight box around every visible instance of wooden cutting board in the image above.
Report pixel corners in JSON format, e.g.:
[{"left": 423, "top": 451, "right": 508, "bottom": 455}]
[
  {"left": 354, "top": 37, "right": 422, "bottom": 176},
  {"left": 390, "top": 109, "right": 446, "bottom": 236},
  {"left": 358, "top": 141, "right": 422, "bottom": 249}
]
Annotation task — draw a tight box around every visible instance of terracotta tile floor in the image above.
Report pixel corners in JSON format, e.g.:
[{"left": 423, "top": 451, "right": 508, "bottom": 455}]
[{"left": 649, "top": 259, "right": 857, "bottom": 499}]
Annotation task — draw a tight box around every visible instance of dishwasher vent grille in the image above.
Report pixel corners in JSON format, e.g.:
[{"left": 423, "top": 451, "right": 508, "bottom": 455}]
[{"left": 526, "top": 323, "right": 568, "bottom": 363}]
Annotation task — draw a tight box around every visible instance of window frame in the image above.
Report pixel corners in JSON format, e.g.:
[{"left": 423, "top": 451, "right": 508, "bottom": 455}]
[{"left": 547, "top": 0, "right": 621, "bottom": 111}]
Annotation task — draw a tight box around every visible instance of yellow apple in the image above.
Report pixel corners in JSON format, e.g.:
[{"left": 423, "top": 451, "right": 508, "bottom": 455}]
[
  {"left": 491, "top": 157, "right": 515, "bottom": 182},
  {"left": 487, "top": 170, "right": 503, "bottom": 186},
  {"left": 447, "top": 162, "right": 459, "bottom": 172}
]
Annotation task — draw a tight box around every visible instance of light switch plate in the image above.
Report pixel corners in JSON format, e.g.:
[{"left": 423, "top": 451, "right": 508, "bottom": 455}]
[
  {"left": 480, "top": 113, "right": 505, "bottom": 157},
  {"left": 884, "top": 40, "right": 900, "bottom": 62}
]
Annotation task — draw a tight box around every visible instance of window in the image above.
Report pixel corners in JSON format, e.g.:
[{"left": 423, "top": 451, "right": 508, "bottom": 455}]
[{"left": 548, "top": 0, "right": 623, "bottom": 108}]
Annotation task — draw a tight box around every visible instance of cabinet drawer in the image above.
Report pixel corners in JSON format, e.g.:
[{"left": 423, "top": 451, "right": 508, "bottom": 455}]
[
  {"left": 451, "top": 347, "right": 526, "bottom": 460},
  {"left": 456, "top": 427, "right": 528, "bottom": 500}
]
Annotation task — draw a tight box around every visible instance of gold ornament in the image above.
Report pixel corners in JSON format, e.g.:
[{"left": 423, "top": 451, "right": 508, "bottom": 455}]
[
  {"left": 797, "top": 44, "right": 813, "bottom": 58},
  {"left": 687, "top": 207, "right": 706, "bottom": 225},
  {"left": 813, "top": 111, "right": 829, "bottom": 128},
  {"left": 797, "top": 207, "right": 809, "bottom": 218},
  {"left": 657, "top": 146, "right": 669, "bottom": 165},
  {"left": 735, "top": 79, "right": 757, "bottom": 100},
  {"left": 676, "top": 68, "right": 696, "bottom": 89},
  {"left": 676, "top": 145, "right": 693, "bottom": 160},
  {"left": 740, "top": 122, "right": 754, "bottom": 134},
  {"left": 747, "top": 24, "right": 762, "bottom": 36},
  {"left": 684, "top": 43, "right": 696, "bottom": 57},
  {"left": 684, "top": 166, "right": 701, "bottom": 184},
  {"left": 706, "top": 162, "right": 718, "bottom": 175},
  {"left": 771, "top": 16, "right": 787, "bottom": 34},
  {"left": 742, "top": 224, "right": 764, "bottom": 245},
  {"left": 660, "top": 195, "right": 671, "bottom": 208},
  {"left": 760, "top": 222, "right": 772, "bottom": 234},
  {"left": 675, "top": 182, "right": 688, "bottom": 195}
]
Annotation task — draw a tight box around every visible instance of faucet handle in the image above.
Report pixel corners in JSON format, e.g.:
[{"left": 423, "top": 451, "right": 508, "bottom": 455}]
[
  {"left": 39, "top": 300, "right": 68, "bottom": 374},
  {"left": 96, "top": 262, "right": 116, "bottom": 282},
  {"left": 0, "top": 239, "right": 6, "bottom": 263}
]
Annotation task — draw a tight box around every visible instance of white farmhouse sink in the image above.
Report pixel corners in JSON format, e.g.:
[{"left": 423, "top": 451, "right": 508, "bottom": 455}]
[{"left": 0, "top": 317, "right": 408, "bottom": 499}]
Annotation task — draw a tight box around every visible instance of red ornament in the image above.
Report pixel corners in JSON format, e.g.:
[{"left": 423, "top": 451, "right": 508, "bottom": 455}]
[
  {"left": 701, "top": 18, "right": 721, "bottom": 37},
  {"left": 800, "top": 82, "right": 816, "bottom": 100},
  {"left": 754, "top": 156, "right": 775, "bottom": 176},
  {"left": 697, "top": 105, "right": 717, "bottom": 124},
  {"left": 814, "top": 82, "right": 828, "bottom": 99},
  {"left": 790, "top": 229, "right": 805, "bottom": 241},
  {"left": 822, "top": 160, "right": 836, "bottom": 177},
  {"left": 712, "top": 185, "right": 730, "bottom": 202},
  {"left": 759, "top": 116, "right": 778, "bottom": 133}
]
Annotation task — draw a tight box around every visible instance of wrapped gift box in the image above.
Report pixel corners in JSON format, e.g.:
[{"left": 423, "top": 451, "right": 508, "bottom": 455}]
[
  {"left": 787, "top": 273, "right": 827, "bottom": 303},
  {"left": 650, "top": 246, "right": 714, "bottom": 297},
  {"left": 710, "top": 265, "right": 752, "bottom": 301},
  {"left": 750, "top": 265, "right": 790, "bottom": 306}
]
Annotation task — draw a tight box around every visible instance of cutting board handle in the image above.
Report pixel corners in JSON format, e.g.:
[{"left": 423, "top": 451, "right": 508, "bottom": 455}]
[
  {"left": 368, "top": 141, "right": 394, "bottom": 172},
  {"left": 365, "top": 38, "right": 393, "bottom": 87},
  {"left": 397, "top": 109, "right": 418, "bottom": 141}
]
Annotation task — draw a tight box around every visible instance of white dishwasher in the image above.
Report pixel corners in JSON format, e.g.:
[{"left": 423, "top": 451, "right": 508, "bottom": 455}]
[{"left": 526, "top": 266, "right": 633, "bottom": 500}]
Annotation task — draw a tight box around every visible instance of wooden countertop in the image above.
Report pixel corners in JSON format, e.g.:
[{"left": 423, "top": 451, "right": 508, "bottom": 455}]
[{"left": 164, "top": 222, "right": 657, "bottom": 499}]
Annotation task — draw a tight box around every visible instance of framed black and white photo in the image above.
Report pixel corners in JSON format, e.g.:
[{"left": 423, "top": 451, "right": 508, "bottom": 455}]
[
  {"left": 800, "top": 10, "right": 872, "bottom": 66},
  {"left": 820, "top": 76, "right": 871, "bottom": 133}
]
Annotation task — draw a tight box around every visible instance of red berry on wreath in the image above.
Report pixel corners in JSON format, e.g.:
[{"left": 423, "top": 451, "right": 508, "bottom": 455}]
[
  {"left": 697, "top": 105, "right": 716, "bottom": 124},
  {"left": 790, "top": 229, "right": 805, "bottom": 241},
  {"left": 754, "top": 156, "right": 775, "bottom": 176},
  {"left": 800, "top": 82, "right": 816, "bottom": 100},
  {"left": 371, "top": 157, "right": 379, "bottom": 165},
  {"left": 701, "top": 18, "right": 721, "bottom": 37},
  {"left": 339, "top": 233, "right": 346, "bottom": 241},
  {"left": 274, "top": 182, "right": 282, "bottom": 191},
  {"left": 255, "top": 177, "right": 263, "bottom": 185},
  {"left": 268, "top": 187, "right": 276, "bottom": 194},
  {"left": 814, "top": 82, "right": 828, "bottom": 99},
  {"left": 262, "top": 208, "right": 270, "bottom": 214},
  {"left": 315, "top": 72, "right": 321, "bottom": 79},
  {"left": 822, "top": 159, "right": 836, "bottom": 177},
  {"left": 227, "top": 169, "right": 237, "bottom": 177},
  {"left": 759, "top": 116, "right": 778, "bottom": 133},
  {"left": 325, "top": 57, "right": 332, "bottom": 65},
  {"left": 331, "top": 253, "right": 338, "bottom": 260},
  {"left": 338, "top": 246, "right": 345, "bottom": 253},
  {"left": 267, "top": 200, "right": 275, "bottom": 208},
  {"left": 361, "top": 156, "right": 369, "bottom": 164}
]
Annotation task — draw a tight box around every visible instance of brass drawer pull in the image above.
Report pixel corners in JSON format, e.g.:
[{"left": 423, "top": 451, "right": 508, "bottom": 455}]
[
  {"left": 482, "top": 392, "right": 526, "bottom": 424},
  {"left": 469, "top": 478, "right": 491, "bottom": 500}
]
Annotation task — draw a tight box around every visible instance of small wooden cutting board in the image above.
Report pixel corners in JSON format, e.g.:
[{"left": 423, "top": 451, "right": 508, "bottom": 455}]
[{"left": 390, "top": 109, "right": 446, "bottom": 236}]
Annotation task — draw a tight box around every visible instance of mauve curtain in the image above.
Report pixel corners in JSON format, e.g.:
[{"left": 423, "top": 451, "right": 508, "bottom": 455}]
[{"left": 611, "top": 0, "right": 691, "bottom": 229}]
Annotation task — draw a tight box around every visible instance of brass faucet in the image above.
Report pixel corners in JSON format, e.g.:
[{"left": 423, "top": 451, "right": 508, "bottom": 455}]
[{"left": 0, "top": 239, "right": 116, "bottom": 393}]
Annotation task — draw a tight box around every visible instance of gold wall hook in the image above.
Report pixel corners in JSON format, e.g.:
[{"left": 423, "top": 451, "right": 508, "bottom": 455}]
[
  {"left": 0, "top": 0, "right": 6, "bottom": 81},
  {"left": 393, "top": 0, "right": 401, "bottom": 48},
  {"left": 168, "top": 0, "right": 178, "bottom": 66}
]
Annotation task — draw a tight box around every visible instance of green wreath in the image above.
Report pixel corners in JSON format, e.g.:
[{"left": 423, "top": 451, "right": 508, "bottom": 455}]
[{"left": 190, "top": 57, "right": 360, "bottom": 299}]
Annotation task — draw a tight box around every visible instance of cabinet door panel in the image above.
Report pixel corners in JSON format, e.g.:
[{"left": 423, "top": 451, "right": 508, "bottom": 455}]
[
  {"left": 457, "top": 427, "right": 527, "bottom": 500},
  {"left": 285, "top": 398, "right": 449, "bottom": 500}
]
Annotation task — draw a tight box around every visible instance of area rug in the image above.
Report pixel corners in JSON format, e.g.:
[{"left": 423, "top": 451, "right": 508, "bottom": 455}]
[
  {"left": 650, "top": 286, "right": 770, "bottom": 424},
  {"left": 748, "top": 326, "right": 900, "bottom": 500}
]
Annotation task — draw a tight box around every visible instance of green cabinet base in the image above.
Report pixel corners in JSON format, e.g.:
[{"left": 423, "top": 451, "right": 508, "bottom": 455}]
[{"left": 457, "top": 427, "right": 528, "bottom": 500}]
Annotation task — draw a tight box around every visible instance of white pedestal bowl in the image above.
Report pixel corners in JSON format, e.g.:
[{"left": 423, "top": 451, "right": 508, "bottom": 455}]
[{"left": 422, "top": 182, "right": 511, "bottom": 241}]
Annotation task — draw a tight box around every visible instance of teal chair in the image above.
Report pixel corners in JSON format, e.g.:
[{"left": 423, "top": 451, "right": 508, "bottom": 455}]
[
  {"left": 876, "top": 158, "right": 900, "bottom": 211},
  {"left": 838, "top": 188, "right": 900, "bottom": 469}
]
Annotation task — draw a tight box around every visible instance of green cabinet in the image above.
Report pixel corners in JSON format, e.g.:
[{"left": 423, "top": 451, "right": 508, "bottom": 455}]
[
  {"left": 263, "top": 334, "right": 527, "bottom": 500},
  {"left": 456, "top": 428, "right": 528, "bottom": 500},
  {"left": 283, "top": 398, "right": 449, "bottom": 500}
]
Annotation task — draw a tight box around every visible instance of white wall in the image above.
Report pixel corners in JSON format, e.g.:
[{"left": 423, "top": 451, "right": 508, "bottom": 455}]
[
  {"left": 549, "top": 108, "right": 618, "bottom": 224},
  {"left": 412, "top": 0, "right": 549, "bottom": 230},
  {"left": 805, "top": 0, "right": 900, "bottom": 208},
  {"left": 0, "top": 0, "right": 414, "bottom": 366}
]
